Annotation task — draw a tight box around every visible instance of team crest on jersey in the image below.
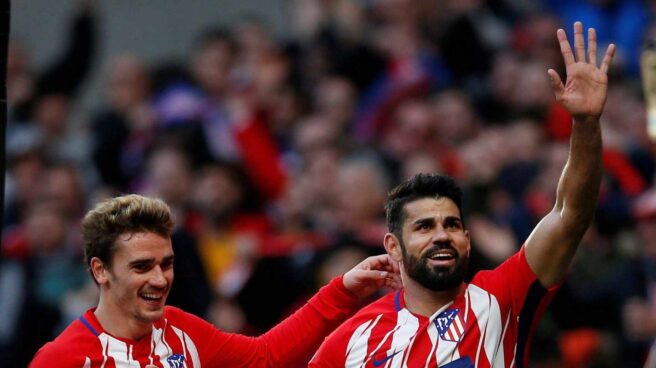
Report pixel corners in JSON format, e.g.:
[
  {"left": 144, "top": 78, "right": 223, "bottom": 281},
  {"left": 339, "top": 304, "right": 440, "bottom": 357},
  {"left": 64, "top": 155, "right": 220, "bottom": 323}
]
[
  {"left": 434, "top": 308, "right": 465, "bottom": 342},
  {"left": 167, "top": 354, "right": 185, "bottom": 368}
]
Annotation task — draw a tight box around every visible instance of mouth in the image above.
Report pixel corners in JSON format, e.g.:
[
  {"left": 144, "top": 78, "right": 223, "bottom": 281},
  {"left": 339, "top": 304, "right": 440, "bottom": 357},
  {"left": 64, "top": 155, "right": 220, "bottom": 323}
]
[
  {"left": 139, "top": 291, "right": 166, "bottom": 307},
  {"left": 424, "top": 248, "right": 457, "bottom": 266}
]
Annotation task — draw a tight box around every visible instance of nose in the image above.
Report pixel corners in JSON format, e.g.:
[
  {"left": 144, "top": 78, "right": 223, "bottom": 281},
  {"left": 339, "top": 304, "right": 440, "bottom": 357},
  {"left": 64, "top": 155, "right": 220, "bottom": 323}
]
[
  {"left": 149, "top": 266, "right": 168, "bottom": 288},
  {"left": 432, "top": 224, "right": 450, "bottom": 243}
]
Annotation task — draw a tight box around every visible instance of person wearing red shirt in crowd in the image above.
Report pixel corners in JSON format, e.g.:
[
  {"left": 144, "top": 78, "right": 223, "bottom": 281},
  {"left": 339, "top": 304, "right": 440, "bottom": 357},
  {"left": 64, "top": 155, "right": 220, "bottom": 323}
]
[
  {"left": 29, "top": 194, "right": 400, "bottom": 367},
  {"left": 310, "top": 22, "right": 615, "bottom": 368}
]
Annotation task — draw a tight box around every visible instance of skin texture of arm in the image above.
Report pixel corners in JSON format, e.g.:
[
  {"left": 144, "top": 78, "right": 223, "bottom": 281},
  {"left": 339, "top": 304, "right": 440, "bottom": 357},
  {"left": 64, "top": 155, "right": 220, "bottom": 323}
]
[{"left": 525, "top": 22, "right": 616, "bottom": 287}]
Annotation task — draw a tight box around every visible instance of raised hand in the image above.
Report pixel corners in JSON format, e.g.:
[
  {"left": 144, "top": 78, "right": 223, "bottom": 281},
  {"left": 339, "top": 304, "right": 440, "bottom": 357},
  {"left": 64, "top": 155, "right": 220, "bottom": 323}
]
[
  {"left": 547, "top": 21, "right": 616, "bottom": 120},
  {"left": 342, "top": 254, "right": 402, "bottom": 298}
]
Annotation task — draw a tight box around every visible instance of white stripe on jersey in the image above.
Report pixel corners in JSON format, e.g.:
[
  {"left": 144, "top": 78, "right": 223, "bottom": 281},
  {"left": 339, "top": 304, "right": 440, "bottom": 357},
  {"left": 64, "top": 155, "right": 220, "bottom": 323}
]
[
  {"left": 493, "top": 310, "right": 512, "bottom": 368},
  {"left": 388, "top": 309, "right": 419, "bottom": 368},
  {"left": 83, "top": 356, "right": 91, "bottom": 368},
  {"left": 426, "top": 320, "right": 438, "bottom": 368},
  {"left": 467, "top": 284, "right": 503, "bottom": 367},
  {"left": 346, "top": 314, "right": 383, "bottom": 367},
  {"left": 99, "top": 333, "right": 140, "bottom": 367},
  {"left": 435, "top": 322, "right": 460, "bottom": 365},
  {"left": 363, "top": 319, "right": 401, "bottom": 367},
  {"left": 172, "top": 325, "right": 201, "bottom": 368},
  {"left": 469, "top": 286, "right": 489, "bottom": 367},
  {"left": 152, "top": 324, "right": 172, "bottom": 367}
]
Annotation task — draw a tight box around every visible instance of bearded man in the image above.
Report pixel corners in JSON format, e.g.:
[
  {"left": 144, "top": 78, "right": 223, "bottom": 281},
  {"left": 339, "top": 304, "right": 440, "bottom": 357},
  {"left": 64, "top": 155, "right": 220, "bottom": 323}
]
[{"left": 309, "top": 21, "right": 615, "bottom": 368}]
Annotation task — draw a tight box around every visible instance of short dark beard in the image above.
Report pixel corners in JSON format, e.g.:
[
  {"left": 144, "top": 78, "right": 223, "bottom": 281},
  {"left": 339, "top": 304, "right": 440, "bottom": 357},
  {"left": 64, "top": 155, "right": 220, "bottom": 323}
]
[{"left": 401, "top": 240, "right": 468, "bottom": 292}]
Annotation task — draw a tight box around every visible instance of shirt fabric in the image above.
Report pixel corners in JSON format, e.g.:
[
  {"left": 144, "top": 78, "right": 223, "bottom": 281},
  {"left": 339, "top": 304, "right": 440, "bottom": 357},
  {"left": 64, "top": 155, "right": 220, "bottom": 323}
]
[
  {"left": 29, "top": 276, "right": 358, "bottom": 368},
  {"left": 310, "top": 247, "right": 558, "bottom": 368}
]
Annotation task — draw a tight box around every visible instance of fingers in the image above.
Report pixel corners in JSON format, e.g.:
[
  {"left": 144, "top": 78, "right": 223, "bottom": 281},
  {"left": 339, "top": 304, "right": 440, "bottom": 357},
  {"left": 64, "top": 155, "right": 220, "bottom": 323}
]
[
  {"left": 573, "top": 21, "right": 585, "bottom": 62},
  {"left": 557, "top": 29, "right": 575, "bottom": 66},
  {"left": 359, "top": 254, "right": 399, "bottom": 273},
  {"left": 547, "top": 69, "right": 565, "bottom": 97},
  {"left": 587, "top": 28, "right": 597, "bottom": 66},
  {"left": 600, "top": 43, "right": 616, "bottom": 74}
]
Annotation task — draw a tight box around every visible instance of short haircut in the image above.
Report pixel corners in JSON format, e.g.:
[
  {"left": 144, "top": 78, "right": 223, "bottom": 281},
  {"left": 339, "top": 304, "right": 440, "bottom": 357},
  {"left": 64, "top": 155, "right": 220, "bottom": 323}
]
[
  {"left": 81, "top": 194, "right": 174, "bottom": 272},
  {"left": 385, "top": 173, "right": 463, "bottom": 239}
]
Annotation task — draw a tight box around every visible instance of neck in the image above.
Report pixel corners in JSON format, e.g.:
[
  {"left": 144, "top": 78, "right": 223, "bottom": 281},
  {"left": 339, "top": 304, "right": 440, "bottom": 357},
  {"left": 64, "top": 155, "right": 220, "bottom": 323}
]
[
  {"left": 94, "top": 294, "right": 152, "bottom": 340},
  {"left": 401, "top": 274, "right": 464, "bottom": 317}
]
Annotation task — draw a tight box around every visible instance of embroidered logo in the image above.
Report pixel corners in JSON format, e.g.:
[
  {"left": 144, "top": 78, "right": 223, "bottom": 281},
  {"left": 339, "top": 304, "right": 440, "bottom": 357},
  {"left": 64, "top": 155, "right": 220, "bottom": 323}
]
[
  {"left": 434, "top": 308, "right": 465, "bottom": 342},
  {"left": 167, "top": 354, "right": 185, "bottom": 368}
]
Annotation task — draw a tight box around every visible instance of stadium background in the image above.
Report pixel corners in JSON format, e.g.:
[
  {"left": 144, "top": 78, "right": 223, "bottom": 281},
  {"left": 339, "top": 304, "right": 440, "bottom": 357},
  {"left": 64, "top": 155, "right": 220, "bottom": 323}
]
[{"left": 3, "top": 0, "right": 656, "bottom": 367}]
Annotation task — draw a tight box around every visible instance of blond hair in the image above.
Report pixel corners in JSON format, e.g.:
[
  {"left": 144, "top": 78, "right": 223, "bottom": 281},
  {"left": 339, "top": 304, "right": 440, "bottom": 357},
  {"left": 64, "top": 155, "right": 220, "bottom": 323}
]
[{"left": 81, "top": 194, "right": 174, "bottom": 270}]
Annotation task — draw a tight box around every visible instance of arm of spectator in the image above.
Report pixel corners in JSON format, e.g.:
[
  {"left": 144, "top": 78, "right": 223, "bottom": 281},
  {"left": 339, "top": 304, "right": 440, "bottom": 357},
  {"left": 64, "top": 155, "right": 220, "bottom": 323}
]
[
  {"left": 37, "top": 0, "right": 98, "bottom": 96},
  {"left": 524, "top": 22, "right": 615, "bottom": 287},
  {"left": 231, "top": 100, "right": 288, "bottom": 201}
]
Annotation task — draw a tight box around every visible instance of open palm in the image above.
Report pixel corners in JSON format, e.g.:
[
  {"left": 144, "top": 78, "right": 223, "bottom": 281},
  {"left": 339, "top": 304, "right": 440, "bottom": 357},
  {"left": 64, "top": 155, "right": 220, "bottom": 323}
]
[{"left": 548, "top": 22, "right": 616, "bottom": 120}]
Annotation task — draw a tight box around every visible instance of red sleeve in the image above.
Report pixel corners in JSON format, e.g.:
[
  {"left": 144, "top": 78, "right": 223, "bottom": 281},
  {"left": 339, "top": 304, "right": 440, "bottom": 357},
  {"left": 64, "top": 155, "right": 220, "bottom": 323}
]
[
  {"left": 307, "top": 319, "right": 353, "bottom": 368},
  {"left": 196, "top": 276, "right": 359, "bottom": 367},
  {"left": 29, "top": 337, "right": 90, "bottom": 368},
  {"left": 234, "top": 115, "right": 287, "bottom": 200},
  {"left": 471, "top": 246, "right": 560, "bottom": 315}
]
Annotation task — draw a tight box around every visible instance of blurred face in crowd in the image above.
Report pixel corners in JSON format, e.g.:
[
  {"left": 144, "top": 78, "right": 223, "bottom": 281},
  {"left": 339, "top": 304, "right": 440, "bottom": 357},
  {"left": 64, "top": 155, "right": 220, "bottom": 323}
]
[
  {"left": 193, "top": 39, "right": 233, "bottom": 95},
  {"left": 383, "top": 101, "right": 434, "bottom": 157},
  {"left": 147, "top": 148, "right": 192, "bottom": 206},
  {"left": 26, "top": 203, "right": 68, "bottom": 254},
  {"left": 193, "top": 166, "right": 243, "bottom": 222},
  {"left": 40, "top": 165, "right": 84, "bottom": 218},
  {"left": 335, "top": 162, "right": 388, "bottom": 229},
  {"left": 433, "top": 90, "right": 477, "bottom": 144},
  {"left": 387, "top": 197, "right": 470, "bottom": 292},
  {"left": 107, "top": 55, "right": 149, "bottom": 112},
  {"left": 95, "top": 232, "right": 174, "bottom": 325},
  {"left": 315, "top": 77, "right": 356, "bottom": 128},
  {"left": 34, "top": 94, "right": 71, "bottom": 136}
]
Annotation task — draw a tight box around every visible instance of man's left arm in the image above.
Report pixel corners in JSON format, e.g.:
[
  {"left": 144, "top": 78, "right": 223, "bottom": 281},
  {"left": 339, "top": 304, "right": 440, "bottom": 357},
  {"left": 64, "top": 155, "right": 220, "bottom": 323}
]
[
  {"left": 524, "top": 22, "right": 616, "bottom": 287},
  {"left": 201, "top": 254, "right": 400, "bottom": 367}
]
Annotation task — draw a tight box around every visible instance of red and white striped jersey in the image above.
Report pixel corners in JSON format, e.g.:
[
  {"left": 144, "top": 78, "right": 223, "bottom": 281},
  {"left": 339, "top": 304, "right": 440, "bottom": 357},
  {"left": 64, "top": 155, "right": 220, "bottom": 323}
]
[
  {"left": 310, "top": 247, "right": 558, "bottom": 368},
  {"left": 29, "top": 277, "right": 359, "bottom": 368}
]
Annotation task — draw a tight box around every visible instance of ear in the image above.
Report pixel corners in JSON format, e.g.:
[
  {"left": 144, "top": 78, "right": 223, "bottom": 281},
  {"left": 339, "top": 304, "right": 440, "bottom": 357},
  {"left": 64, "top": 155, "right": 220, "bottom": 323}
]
[
  {"left": 464, "top": 229, "right": 471, "bottom": 257},
  {"left": 90, "top": 257, "right": 110, "bottom": 285},
  {"left": 383, "top": 233, "right": 403, "bottom": 263}
]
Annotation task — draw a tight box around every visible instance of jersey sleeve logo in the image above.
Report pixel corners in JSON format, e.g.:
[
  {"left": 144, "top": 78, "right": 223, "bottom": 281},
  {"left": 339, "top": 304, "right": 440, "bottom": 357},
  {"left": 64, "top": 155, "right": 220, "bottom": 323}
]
[
  {"left": 167, "top": 354, "right": 185, "bottom": 368},
  {"left": 434, "top": 308, "right": 464, "bottom": 342},
  {"left": 372, "top": 350, "right": 401, "bottom": 367}
]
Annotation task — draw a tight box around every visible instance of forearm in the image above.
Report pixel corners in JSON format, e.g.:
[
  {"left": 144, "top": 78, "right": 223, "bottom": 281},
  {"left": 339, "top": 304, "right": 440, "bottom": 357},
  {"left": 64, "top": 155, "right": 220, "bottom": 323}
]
[
  {"left": 256, "top": 276, "right": 359, "bottom": 366},
  {"left": 555, "top": 115, "right": 602, "bottom": 231}
]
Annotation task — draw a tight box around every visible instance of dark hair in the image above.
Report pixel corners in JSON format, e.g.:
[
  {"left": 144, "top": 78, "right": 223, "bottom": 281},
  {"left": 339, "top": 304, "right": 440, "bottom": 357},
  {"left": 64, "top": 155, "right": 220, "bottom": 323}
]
[
  {"left": 385, "top": 173, "right": 463, "bottom": 238},
  {"left": 81, "top": 195, "right": 174, "bottom": 277},
  {"left": 194, "top": 27, "right": 235, "bottom": 53}
]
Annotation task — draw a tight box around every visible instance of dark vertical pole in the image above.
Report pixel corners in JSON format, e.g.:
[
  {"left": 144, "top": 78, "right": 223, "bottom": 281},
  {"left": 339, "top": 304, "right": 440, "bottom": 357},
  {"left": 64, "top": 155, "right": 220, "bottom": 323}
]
[{"left": 0, "top": 0, "right": 9, "bottom": 237}]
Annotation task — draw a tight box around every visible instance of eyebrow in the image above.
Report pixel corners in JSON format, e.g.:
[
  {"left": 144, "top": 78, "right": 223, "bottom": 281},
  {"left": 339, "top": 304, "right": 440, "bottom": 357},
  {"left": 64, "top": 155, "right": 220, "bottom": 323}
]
[
  {"left": 413, "top": 218, "right": 435, "bottom": 226},
  {"left": 412, "top": 216, "right": 462, "bottom": 225},
  {"left": 128, "top": 254, "right": 175, "bottom": 267}
]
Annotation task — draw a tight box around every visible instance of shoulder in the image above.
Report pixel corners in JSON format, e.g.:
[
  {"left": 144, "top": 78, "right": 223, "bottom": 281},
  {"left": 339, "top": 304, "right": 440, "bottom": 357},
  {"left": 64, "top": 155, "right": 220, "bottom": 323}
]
[
  {"left": 338, "top": 291, "right": 399, "bottom": 331},
  {"left": 162, "top": 305, "right": 217, "bottom": 334},
  {"left": 30, "top": 318, "right": 97, "bottom": 367},
  {"left": 471, "top": 246, "right": 536, "bottom": 288}
]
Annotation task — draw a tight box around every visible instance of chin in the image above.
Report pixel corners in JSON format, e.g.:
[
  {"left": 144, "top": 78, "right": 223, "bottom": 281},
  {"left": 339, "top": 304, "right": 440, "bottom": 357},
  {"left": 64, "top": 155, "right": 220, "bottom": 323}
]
[{"left": 140, "top": 308, "right": 165, "bottom": 323}]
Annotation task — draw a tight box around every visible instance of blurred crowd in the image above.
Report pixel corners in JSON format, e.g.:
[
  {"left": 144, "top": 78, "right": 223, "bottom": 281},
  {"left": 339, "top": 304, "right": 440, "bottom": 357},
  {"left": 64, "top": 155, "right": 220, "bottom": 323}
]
[{"left": 3, "top": 0, "right": 656, "bottom": 367}]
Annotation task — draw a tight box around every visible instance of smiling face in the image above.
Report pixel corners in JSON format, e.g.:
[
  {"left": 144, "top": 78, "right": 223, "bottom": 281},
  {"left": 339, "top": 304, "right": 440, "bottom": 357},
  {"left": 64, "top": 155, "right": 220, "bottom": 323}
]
[
  {"left": 385, "top": 197, "right": 470, "bottom": 292},
  {"left": 94, "top": 232, "right": 174, "bottom": 325}
]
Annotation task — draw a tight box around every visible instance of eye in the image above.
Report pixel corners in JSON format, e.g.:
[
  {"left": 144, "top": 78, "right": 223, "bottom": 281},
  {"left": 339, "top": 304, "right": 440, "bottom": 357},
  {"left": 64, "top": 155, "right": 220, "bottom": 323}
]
[
  {"left": 132, "top": 263, "right": 151, "bottom": 272},
  {"left": 415, "top": 222, "right": 432, "bottom": 231},
  {"left": 161, "top": 258, "right": 174, "bottom": 270},
  {"left": 445, "top": 219, "right": 463, "bottom": 230}
]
